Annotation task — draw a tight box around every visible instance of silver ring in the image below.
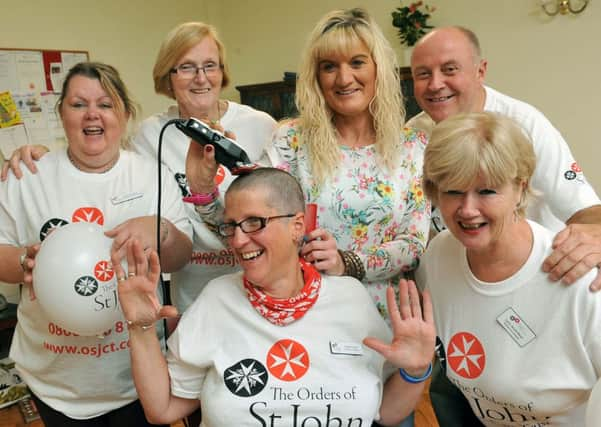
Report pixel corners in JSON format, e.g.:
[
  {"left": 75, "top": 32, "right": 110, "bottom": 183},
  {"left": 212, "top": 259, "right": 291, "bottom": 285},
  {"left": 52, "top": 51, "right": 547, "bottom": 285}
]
[
  {"left": 127, "top": 272, "right": 136, "bottom": 278},
  {"left": 117, "top": 276, "right": 126, "bottom": 282}
]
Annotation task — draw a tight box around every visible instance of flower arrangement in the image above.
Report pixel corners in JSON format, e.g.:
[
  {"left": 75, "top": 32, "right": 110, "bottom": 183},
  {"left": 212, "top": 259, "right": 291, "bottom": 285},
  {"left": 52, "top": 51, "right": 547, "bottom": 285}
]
[{"left": 391, "top": 1, "right": 436, "bottom": 47}]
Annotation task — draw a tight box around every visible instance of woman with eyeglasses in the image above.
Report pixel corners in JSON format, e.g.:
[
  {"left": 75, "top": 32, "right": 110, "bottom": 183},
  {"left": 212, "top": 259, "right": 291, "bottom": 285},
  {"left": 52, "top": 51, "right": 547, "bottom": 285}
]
[
  {"left": 116, "top": 167, "right": 436, "bottom": 427},
  {"left": 137, "top": 22, "right": 276, "bottom": 315},
  {"left": 1, "top": 22, "right": 277, "bottom": 317}
]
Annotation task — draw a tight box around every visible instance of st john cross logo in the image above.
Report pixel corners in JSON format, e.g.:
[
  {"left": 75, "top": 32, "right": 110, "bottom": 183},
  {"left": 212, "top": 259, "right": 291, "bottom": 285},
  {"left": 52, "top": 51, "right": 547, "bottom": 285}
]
[
  {"left": 94, "top": 260, "right": 114, "bottom": 282},
  {"left": 447, "top": 332, "right": 486, "bottom": 379},
  {"left": 266, "top": 339, "right": 310, "bottom": 382},
  {"left": 72, "top": 207, "right": 104, "bottom": 225},
  {"left": 223, "top": 359, "right": 268, "bottom": 397}
]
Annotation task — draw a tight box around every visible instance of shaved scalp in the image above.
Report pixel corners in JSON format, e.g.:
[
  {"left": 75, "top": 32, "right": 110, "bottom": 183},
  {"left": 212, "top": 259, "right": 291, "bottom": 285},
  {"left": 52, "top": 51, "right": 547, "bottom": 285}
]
[{"left": 227, "top": 168, "right": 306, "bottom": 214}]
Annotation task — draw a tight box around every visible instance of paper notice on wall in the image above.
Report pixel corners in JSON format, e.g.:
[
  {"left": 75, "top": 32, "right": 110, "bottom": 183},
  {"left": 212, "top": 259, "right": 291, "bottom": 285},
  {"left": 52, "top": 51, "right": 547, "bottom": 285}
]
[
  {"left": 41, "top": 92, "right": 64, "bottom": 140},
  {"left": 9, "top": 92, "right": 64, "bottom": 147},
  {"left": 0, "top": 52, "right": 19, "bottom": 93},
  {"left": 0, "top": 91, "right": 21, "bottom": 128},
  {"left": 61, "top": 52, "right": 88, "bottom": 74},
  {"left": 0, "top": 124, "right": 29, "bottom": 158},
  {"left": 14, "top": 51, "right": 45, "bottom": 93},
  {"left": 11, "top": 92, "right": 51, "bottom": 145},
  {"left": 49, "top": 62, "right": 64, "bottom": 93}
]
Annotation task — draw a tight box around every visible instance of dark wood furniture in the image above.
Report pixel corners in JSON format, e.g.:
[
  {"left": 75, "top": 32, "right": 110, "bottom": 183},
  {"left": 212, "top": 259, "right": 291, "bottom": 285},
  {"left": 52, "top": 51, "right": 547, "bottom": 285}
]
[
  {"left": 236, "top": 67, "right": 421, "bottom": 121},
  {"left": 236, "top": 80, "right": 297, "bottom": 121},
  {"left": 398, "top": 66, "right": 422, "bottom": 120}
]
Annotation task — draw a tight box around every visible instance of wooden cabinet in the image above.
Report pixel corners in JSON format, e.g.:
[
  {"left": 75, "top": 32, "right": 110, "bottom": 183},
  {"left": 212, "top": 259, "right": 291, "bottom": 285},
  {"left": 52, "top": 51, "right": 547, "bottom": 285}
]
[
  {"left": 236, "top": 67, "right": 421, "bottom": 121},
  {"left": 236, "top": 80, "right": 297, "bottom": 121},
  {"left": 398, "top": 66, "right": 422, "bottom": 120}
]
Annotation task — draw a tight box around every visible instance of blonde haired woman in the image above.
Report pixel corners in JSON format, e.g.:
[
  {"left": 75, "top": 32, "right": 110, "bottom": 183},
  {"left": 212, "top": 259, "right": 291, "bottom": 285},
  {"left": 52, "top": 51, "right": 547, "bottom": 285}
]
[
  {"left": 268, "top": 8, "right": 429, "bottom": 321},
  {"left": 418, "top": 112, "right": 601, "bottom": 425},
  {"left": 293, "top": 8, "right": 405, "bottom": 183},
  {"left": 188, "top": 8, "right": 430, "bottom": 321}
]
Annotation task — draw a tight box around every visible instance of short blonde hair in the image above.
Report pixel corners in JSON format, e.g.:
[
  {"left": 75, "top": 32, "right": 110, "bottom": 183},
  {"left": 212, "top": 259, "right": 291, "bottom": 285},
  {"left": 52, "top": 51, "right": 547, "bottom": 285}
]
[
  {"left": 423, "top": 112, "right": 536, "bottom": 217},
  {"left": 296, "top": 8, "right": 404, "bottom": 184},
  {"left": 153, "top": 22, "right": 230, "bottom": 99}
]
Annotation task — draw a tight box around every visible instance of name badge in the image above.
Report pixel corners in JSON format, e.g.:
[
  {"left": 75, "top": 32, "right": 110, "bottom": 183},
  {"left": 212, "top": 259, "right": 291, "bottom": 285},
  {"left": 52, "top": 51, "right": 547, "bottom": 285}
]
[
  {"left": 111, "top": 192, "right": 143, "bottom": 205},
  {"left": 496, "top": 307, "right": 536, "bottom": 347},
  {"left": 330, "top": 341, "right": 363, "bottom": 356}
]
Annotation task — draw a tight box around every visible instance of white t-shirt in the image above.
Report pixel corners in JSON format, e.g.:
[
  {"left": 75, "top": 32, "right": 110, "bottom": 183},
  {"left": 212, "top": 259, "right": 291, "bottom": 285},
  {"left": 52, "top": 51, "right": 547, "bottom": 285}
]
[
  {"left": 407, "top": 86, "right": 601, "bottom": 232},
  {"left": 134, "top": 102, "right": 276, "bottom": 312},
  {"left": 0, "top": 149, "right": 192, "bottom": 419},
  {"left": 166, "top": 272, "right": 395, "bottom": 426},
  {"left": 417, "top": 221, "right": 601, "bottom": 426}
]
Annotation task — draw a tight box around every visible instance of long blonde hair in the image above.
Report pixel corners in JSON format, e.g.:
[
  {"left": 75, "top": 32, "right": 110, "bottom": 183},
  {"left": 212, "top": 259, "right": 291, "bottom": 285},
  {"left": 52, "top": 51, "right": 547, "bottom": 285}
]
[{"left": 296, "top": 8, "right": 404, "bottom": 184}]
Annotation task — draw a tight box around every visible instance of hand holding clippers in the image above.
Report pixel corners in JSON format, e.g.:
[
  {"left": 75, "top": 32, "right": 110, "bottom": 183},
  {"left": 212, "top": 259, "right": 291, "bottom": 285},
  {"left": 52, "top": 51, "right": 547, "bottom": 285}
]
[{"left": 175, "top": 118, "right": 257, "bottom": 174}]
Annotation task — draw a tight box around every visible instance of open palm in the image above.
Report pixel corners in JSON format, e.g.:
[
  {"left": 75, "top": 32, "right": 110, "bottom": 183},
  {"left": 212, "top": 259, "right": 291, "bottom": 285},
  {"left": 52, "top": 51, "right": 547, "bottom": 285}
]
[
  {"left": 364, "top": 280, "right": 435, "bottom": 375},
  {"left": 113, "top": 239, "right": 177, "bottom": 327}
]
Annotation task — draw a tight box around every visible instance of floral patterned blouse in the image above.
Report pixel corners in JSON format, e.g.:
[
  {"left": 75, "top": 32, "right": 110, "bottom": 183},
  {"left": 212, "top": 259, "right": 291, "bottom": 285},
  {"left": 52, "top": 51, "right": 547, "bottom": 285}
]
[{"left": 265, "top": 120, "right": 431, "bottom": 320}]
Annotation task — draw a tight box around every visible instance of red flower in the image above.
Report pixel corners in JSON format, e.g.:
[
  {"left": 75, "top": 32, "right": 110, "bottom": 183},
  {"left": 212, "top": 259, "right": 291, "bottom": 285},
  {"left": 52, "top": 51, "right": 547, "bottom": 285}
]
[{"left": 391, "top": 1, "right": 436, "bottom": 46}]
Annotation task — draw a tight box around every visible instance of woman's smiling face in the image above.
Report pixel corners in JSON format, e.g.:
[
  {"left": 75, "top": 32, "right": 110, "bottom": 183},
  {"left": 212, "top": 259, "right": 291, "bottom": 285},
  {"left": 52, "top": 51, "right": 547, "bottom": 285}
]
[{"left": 224, "top": 189, "right": 301, "bottom": 292}]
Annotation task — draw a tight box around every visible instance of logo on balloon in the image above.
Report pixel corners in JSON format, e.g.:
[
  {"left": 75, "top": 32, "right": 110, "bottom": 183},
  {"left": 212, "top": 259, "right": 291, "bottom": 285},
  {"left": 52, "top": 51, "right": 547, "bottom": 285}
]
[
  {"left": 94, "top": 260, "right": 114, "bottom": 282},
  {"left": 33, "top": 222, "right": 124, "bottom": 336},
  {"left": 72, "top": 207, "right": 104, "bottom": 225},
  {"left": 39, "top": 218, "right": 69, "bottom": 241},
  {"left": 74, "top": 276, "right": 99, "bottom": 296}
]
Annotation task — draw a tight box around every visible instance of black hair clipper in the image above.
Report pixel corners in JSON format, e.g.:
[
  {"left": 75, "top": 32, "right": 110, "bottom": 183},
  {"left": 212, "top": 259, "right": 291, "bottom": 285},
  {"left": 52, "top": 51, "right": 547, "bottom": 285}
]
[{"left": 175, "top": 118, "right": 258, "bottom": 175}]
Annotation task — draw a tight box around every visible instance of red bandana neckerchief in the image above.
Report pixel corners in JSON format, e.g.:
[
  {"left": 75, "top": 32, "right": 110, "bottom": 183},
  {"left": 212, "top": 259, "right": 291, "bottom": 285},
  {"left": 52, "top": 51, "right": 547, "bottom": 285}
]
[{"left": 243, "top": 258, "right": 321, "bottom": 326}]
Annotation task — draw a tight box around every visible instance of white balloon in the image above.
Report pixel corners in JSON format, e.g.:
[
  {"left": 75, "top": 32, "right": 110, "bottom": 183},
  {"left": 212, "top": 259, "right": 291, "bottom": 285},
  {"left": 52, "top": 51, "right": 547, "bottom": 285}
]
[
  {"left": 586, "top": 379, "right": 601, "bottom": 427},
  {"left": 33, "top": 222, "right": 123, "bottom": 336}
]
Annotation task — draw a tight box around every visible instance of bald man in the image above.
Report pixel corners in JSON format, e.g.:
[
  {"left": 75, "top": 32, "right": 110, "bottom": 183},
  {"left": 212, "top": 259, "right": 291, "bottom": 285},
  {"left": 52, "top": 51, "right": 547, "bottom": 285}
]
[{"left": 408, "top": 26, "right": 601, "bottom": 290}]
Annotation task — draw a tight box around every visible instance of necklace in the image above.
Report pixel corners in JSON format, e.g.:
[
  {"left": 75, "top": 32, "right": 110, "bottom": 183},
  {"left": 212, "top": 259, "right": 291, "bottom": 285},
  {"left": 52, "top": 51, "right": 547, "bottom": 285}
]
[
  {"left": 209, "top": 100, "right": 225, "bottom": 125},
  {"left": 67, "top": 149, "right": 119, "bottom": 174}
]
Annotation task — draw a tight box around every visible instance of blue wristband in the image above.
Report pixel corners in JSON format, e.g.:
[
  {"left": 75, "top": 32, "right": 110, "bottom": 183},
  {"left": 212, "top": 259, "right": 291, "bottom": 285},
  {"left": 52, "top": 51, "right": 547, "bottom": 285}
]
[{"left": 399, "top": 362, "right": 432, "bottom": 384}]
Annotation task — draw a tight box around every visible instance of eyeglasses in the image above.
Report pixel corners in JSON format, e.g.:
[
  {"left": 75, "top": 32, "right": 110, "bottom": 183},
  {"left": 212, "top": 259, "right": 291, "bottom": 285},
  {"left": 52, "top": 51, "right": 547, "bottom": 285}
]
[
  {"left": 218, "top": 214, "right": 296, "bottom": 238},
  {"left": 170, "top": 62, "right": 223, "bottom": 79}
]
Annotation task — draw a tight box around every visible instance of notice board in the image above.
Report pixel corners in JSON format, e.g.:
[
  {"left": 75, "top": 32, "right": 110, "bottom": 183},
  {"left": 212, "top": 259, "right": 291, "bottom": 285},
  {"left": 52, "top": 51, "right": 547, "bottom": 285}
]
[{"left": 0, "top": 48, "right": 89, "bottom": 159}]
